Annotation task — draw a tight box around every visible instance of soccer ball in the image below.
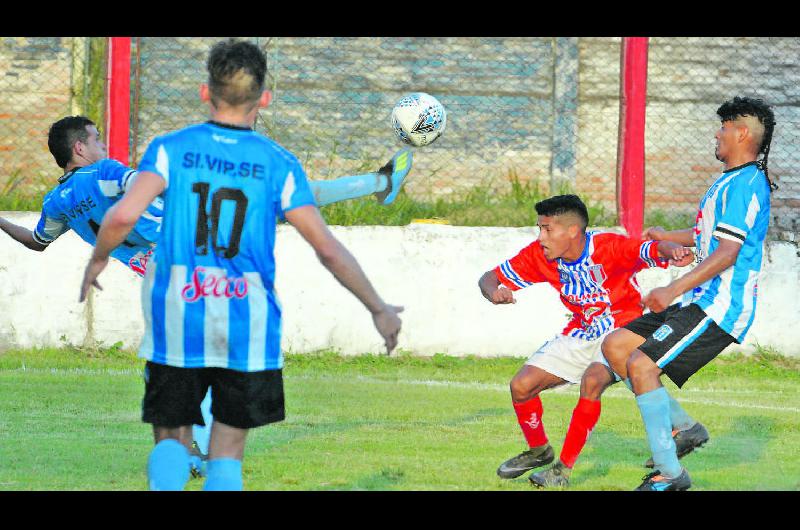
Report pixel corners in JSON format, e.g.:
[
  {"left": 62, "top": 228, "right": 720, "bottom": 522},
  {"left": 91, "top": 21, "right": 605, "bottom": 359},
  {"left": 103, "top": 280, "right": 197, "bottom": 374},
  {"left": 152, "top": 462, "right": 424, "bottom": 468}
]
[{"left": 391, "top": 92, "right": 447, "bottom": 147}]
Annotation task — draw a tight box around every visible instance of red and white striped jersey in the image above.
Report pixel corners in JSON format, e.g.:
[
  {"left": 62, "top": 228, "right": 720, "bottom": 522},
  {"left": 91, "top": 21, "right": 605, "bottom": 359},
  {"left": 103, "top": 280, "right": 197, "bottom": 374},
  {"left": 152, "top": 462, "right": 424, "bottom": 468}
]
[{"left": 494, "top": 231, "right": 667, "bottom": 341}]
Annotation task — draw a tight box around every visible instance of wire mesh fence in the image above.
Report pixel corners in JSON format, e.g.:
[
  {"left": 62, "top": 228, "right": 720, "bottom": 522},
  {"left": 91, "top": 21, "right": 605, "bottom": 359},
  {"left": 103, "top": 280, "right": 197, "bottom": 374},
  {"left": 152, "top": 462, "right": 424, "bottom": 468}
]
[
  {"left": 646, "top": 37, "right": 800, "bottom": 240},
  {"left": 0, "top": 37, "right": 106, "bottom": 209},
  {"left": 1, "top": 37, "right": 798, "bottom": 240}
]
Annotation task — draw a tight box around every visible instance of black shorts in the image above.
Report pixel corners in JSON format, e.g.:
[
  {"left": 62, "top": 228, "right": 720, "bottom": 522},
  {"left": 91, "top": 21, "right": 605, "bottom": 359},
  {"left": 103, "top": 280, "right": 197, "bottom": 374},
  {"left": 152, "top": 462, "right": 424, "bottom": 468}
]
[
  {"left": 623, "top": 303, "right": 735, "bottom": 388},
  {"left": 142, "top": 361, "right": 285, "bottom": 429}
]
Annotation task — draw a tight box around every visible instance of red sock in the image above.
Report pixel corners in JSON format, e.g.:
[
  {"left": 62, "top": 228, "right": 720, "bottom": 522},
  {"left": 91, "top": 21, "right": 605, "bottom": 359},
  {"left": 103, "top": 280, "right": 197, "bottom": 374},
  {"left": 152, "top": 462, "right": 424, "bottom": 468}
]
[
  {"left": 513, "top": 396, "right": 548, "bottom": 448},
  {"left": 559, "top": 397, "right": 602, "bottom": 469}
]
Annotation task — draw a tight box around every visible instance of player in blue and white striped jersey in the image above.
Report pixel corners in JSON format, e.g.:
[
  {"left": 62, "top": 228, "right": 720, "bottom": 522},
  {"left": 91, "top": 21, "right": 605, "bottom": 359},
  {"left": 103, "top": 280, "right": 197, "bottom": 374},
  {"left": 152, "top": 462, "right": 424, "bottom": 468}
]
[
  {"left": 79, "top": 39, "right": 403, "bottom": 491},
  {"left": 603, "top": 96, "right": 776, "bottom": 491}
]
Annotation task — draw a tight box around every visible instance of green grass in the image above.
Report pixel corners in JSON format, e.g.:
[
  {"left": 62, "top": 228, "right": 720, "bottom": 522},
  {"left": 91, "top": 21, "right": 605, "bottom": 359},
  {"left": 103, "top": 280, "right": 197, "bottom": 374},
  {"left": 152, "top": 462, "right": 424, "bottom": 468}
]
[{"left": 0, "top": 346, "right": 798, "bottom": 491}]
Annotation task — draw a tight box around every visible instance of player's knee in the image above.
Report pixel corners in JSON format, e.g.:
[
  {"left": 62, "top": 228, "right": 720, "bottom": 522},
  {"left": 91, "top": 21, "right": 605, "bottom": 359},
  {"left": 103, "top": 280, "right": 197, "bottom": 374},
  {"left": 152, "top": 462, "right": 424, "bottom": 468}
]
[
  {"left": 580, "top": 364, "right": 612, "bottom": 400},
  {"left": 626, "top": 351, "right": 658, "bottom": 382},
  {"left": 509, "top": 376, "right": 536, "bottom": 402}
]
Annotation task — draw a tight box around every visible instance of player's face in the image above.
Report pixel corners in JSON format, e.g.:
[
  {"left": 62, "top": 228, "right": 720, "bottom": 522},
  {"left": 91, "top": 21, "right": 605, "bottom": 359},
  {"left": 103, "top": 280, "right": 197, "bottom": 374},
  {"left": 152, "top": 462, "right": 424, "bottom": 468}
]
[
  {"left": 536, "top": 215, "right": 572, "bottom": 260},
  {"left": 75, "top": 125, "right": 107, "bottom": 164},
  {"left": 715, "top": 120, "right": 737, "bottom": 162}
]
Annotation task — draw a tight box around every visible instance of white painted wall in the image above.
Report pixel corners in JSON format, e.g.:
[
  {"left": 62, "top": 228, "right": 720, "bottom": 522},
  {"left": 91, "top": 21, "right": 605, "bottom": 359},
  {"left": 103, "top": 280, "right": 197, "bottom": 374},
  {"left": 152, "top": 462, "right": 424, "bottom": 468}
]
[{"left": 1, "top": 211, "right": 798, "bottom": 356}]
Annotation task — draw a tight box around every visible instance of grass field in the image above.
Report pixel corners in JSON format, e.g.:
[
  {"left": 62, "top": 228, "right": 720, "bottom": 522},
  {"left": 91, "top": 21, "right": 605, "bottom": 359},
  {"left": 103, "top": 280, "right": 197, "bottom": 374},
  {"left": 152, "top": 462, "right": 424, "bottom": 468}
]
[{"left": 0, "top": 347, "right": 798, "bottom": 491}]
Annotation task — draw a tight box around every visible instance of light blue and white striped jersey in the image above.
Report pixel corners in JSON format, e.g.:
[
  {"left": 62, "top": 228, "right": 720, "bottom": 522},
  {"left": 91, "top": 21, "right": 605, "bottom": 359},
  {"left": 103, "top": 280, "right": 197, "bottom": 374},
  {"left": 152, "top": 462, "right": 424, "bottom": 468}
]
[
  {"left": 683, "top": 161, "right": 771, "bottom": 342},
  {"left": 34, "top": 159, "right": 162, "bottom": 275},
  {"left": 137, "top": 121, "right": 315, "bottom": 372}
]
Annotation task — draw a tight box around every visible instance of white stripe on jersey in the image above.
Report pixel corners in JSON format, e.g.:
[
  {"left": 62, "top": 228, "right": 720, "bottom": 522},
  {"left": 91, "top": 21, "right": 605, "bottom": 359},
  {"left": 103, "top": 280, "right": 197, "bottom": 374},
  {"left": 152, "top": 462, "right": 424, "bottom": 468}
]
[
  {"left": 733, "top": 269, "right": 759, "bottom": 340},
  {"left": 702, "top": 263, "right": 735, "bottom": 325},
  {"left": 97, "top": 179, "right": 122, "bottom": 197},
  {"left": 140, "top": 261, "right": 156, "bottom": 356},
  {"left": 744, "top": 194, "right": 761, "bottom": 230},
  {"left": 165, "top": 265, "right": 187, "bottom": 366},
  {"left": 281, "top": 171, "right": 296, "bottom": 211},
  {"left": 244, "top": 272, "right": 268, "bottom": 371},
  {"left": 155, "top": 145, "right": 170, "bottom": 187},
  {"left": 203, "top": 266, "right": 230, "bottom": 368}
]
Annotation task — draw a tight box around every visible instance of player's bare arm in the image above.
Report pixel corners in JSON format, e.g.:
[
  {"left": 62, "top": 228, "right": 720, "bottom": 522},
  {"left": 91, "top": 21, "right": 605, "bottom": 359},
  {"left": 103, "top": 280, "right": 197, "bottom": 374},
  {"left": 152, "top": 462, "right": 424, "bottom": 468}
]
[
  {"left": 478, "top": 270, "right": 516, "bottom": 304},
  {"left": 0, "top": 217, "right": 48, "bottom": 251},
  {"left": 285, "top": 204, "right": 403, "bottom": 354},
  {"left": 643, "top": 238, "right": 741, "bottom": 313},
  {"left": 654, "top": 240, "right": 695, "bottom": 267},
  {"left": 79, "top": 170, "right": 165, "bottom": 301},
  {"left": 644, "top": 226, "right": 696, "bottom": 247}
]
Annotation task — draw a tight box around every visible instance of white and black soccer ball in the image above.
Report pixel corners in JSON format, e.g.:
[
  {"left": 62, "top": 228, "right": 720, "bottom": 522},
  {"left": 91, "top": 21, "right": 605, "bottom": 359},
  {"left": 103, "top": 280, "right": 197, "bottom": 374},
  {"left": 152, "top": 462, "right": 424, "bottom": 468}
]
[{"left": 391, "top": 92, "right": 447, "bottom": 147}]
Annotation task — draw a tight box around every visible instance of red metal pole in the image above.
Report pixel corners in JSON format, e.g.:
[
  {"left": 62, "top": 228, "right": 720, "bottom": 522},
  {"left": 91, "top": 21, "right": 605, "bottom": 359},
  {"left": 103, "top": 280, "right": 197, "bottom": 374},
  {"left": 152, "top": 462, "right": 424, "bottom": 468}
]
[
  {"left": 616, "top": 37, "right": 648, "bottom": 238},
  {"left": 106, "top": 37, "right": 131, "bottom": 166}
]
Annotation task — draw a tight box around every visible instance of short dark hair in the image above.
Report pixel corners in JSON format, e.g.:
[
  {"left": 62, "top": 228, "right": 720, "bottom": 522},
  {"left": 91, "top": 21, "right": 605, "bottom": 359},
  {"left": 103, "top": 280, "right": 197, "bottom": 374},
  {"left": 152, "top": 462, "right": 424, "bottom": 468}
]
[
  {"left": 48, "top": 116, "right": 95, "bottom": 169},
  {"left": 535, "top": 194, "right": 589, "bottom": 230},
  {"left": 717, "top": 96, "right": 777, "bottom": 190},
  {"left": 207, "top": 39, "right": 267, "bottom": 108}
]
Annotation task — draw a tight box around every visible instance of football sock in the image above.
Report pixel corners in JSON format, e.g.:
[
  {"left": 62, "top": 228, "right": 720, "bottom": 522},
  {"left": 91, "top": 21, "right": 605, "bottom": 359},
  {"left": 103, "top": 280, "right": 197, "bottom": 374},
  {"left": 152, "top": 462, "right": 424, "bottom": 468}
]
[
  {"left": 192, "top": 390, "right": 213, "bottom": 456},
  {"left": 203, "top": 458, "right": 243, "bottom": 491},
  {"left": 636, "top": 387, "right": 682, "bottom": 478},
  {"left": 147, "top": 439, "right": 190, "bottom": 491},
  {"left": 559, "top": 397, "right": 601, "bottom": 469},
  {"left": 309, "top": 174, "right": 388, "bottom": 207},
  {"left": 667, "top": 395, "right": 696, "bottom": 432},
  {"left": 624, "top": 378, "right": 695, "bottom": 432},
  {"left": 513, "top": 396, "right": 548, "bottom": 449}
]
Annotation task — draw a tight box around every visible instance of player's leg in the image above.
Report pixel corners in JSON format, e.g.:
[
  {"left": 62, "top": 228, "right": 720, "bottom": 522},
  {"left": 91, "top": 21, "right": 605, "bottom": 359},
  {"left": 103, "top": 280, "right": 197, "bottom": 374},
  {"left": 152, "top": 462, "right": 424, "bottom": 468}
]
[
  {"left": 203, "top": 367, "right": 286, "bottom": 491},
  {"left": 189, "top": 389, "right": 213, "bottom": 477},
  {"left": 628, "top": 304, "right": 734, "bottom": 491},
  {"left": 310, "top": 148, "right": 412, "bottom": 207},
  {"left": 498, "top": 335, "right": 592, "bottom": 479},
  {"left": 605, "top": 307, "right": 711, "bottom": 467},
  {"left": 141, "top": 361, "right": 207, "bottom": 491}
]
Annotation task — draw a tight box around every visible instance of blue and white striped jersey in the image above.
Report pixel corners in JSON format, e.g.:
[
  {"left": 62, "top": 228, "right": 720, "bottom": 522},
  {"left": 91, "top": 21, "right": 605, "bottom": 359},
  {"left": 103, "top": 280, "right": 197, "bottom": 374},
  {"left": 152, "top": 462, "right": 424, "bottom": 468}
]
[
  {"left": 683, "top": 162, "right": 771, "bottom": 342},
  {"left": 33, "top": 159, "right": 161, "bottom": 275},
  {"left": 137, "top": 122, "right": 315, "bottom": 372}
]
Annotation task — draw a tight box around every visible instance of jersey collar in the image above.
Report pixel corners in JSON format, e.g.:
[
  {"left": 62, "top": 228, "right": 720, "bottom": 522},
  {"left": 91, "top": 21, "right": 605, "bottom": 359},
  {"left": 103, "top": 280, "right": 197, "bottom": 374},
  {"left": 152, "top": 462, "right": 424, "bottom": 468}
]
[
  {"left": 559, "top": 231, "right": 591, "bottom": 267},
  {"left": 57, "top": 167, "right": 81, "bottom": 184},
  {"left": 206, "top": 120, "right": 253, "bottom": 131},
  {"left": 722, "top": 160, "right": 758, "bottom": 174}
]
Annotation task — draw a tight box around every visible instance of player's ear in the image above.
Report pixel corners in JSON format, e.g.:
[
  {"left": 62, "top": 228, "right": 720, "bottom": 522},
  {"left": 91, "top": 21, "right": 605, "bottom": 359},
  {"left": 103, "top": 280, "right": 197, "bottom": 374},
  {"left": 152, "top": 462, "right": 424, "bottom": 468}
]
[
  {"left": 259, "top": 90, "right": 272, "bottom": 109},
  {"left": 199, "top": 84, "right": 211, "bottom": 103}
]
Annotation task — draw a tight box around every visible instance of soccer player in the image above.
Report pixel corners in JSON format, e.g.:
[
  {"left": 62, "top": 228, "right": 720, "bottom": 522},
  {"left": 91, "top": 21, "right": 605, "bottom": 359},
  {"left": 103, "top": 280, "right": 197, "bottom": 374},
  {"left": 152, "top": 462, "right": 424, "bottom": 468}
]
[
  {"left": 601, "top": 96, "right": 775, "bottom": 491},
  {"left": 1, "top": 113, "right": 411, "bottom": 478},
  {"left": 78, "top": 38, "right": 403, "bottom": 491},
  {"left": 480, "top": 194, "right": 703, "bottom": 488}
]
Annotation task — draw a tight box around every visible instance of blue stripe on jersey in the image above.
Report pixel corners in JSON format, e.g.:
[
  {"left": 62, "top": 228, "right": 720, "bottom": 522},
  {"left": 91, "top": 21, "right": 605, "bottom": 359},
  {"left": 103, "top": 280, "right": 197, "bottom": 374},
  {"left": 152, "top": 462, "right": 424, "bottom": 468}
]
[
  {"left": 150, "top": 274, "right": 168, "bottom": 365},
  {"left": 501, "top": 261, "right": 530, "bottom": 288}
]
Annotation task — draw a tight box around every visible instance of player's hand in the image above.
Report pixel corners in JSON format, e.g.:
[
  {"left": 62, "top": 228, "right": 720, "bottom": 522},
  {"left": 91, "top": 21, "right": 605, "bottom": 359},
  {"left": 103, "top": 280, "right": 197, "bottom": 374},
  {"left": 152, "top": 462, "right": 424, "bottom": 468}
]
[
  {"left": 79, "top": 256, "right": 108, "bottom": 302},
  {"left": 642, "top": 286, "right": 675, "bottom": 313},
  {"left": 373, "top": 304, "right": 404, "bottom": 355},
  {"left": 491, "top": 286, "right": 516, "bottom": 305},
  {"left": 643, "top": 226, "right": 667, "bottom": 241},
  {"left": 668, "top": 246, "right": 695, "bottom": 267}
]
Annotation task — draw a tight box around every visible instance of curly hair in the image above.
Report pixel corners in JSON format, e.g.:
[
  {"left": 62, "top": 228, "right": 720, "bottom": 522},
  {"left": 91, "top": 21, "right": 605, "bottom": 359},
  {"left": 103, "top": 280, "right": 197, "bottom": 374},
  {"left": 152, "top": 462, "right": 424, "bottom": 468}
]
[
  {"left": 207, "top": 39, "right": 267, "bottom": 108},
  {"left": 716, "top": 96, "right": 777, "bottom": 190},
  {"left": 534, "top": 194, "right": 589, "bottom": 231},
  {"left": 47, "top": 116, "right": 95, "bottom": 169}
]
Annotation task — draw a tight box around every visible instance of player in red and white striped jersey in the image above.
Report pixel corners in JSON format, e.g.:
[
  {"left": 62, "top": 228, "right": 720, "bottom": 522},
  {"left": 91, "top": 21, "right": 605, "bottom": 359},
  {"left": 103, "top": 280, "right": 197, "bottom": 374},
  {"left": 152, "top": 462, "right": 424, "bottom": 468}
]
[{"left": 479, "top": 195, "right": 702, "bottom": 487}]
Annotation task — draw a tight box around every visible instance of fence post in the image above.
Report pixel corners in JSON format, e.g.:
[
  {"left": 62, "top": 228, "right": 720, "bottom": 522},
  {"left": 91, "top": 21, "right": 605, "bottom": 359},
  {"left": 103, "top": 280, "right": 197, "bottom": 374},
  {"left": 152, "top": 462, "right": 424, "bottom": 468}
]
[
  {"left": 106, "top": 37, "right": 131, "bottom": 166},
  {"left": 616, "top": 37, "right": 649, "bottom": 237}
]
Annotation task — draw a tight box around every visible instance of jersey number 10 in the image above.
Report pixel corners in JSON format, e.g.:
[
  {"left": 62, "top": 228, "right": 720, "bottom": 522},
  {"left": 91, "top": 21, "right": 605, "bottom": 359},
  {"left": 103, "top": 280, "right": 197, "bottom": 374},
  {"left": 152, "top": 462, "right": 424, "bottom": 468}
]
[{"left": 192, "top": 182, "right": 248, "bottom": 259}]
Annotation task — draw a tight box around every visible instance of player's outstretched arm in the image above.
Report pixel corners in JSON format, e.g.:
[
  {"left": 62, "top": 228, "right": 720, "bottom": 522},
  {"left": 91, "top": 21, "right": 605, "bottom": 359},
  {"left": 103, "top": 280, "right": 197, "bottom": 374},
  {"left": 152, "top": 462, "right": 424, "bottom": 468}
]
[
  {"left": 644, "top": 226, "right": 695, "bottom": 247},
  {"left": 79, "top": 171, "right": 165, "bottom": 302},
  {"left": 643, "top": 238, "right": 741, "bottom": 312},
  {"left": 0, "top": 217, "right": 47, "bottom": 251},
  {"left": 478, "top": 270, "right": 516, "bottom": 305},
  {"left": 285, "top": 204, "right": 403, "bottom": 354}
]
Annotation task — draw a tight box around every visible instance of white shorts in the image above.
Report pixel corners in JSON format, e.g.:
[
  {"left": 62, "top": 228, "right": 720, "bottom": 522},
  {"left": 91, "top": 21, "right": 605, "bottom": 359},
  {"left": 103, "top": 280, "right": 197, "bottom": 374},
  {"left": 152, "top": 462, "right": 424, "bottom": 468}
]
[{"left": 525, "top": 333, "right": 617, "bottom": 385}]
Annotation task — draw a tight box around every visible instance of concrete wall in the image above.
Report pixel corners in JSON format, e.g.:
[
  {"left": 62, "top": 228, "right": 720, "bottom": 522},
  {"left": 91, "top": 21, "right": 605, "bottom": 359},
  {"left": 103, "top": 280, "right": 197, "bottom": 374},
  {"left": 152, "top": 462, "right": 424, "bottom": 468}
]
[{"left": 1, "top": 211, "right": 797, "bottom": 357}]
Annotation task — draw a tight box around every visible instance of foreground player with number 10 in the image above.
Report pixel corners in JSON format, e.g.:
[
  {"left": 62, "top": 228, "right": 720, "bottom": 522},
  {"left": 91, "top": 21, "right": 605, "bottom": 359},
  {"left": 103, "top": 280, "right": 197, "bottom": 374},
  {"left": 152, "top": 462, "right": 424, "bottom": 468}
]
[{"left": 79, "top": 39, "right": 403, "bottom": 491}]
